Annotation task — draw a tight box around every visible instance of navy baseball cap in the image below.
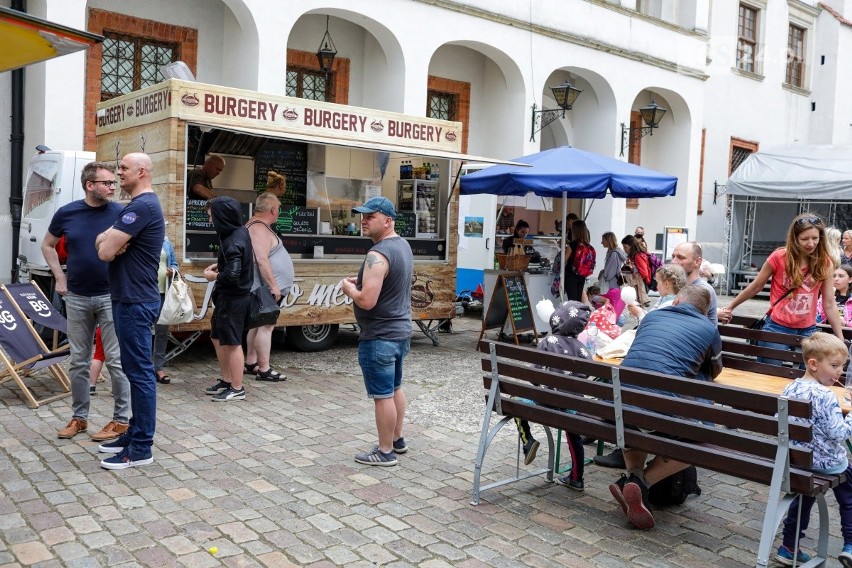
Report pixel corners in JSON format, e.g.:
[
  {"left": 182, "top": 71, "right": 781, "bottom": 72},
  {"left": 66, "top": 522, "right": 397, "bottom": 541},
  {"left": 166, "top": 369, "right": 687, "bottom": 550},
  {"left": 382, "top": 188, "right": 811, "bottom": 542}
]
[{"left": 352, "top": 196, "right": 397, "bottom": 219}]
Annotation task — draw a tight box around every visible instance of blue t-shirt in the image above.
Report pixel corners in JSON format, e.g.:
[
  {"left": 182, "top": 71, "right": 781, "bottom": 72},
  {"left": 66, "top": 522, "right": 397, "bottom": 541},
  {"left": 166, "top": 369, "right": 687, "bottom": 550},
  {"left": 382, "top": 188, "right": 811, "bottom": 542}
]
[
  {"left": 107, "top": 192, "right": 165, "bottom": 303},
  {"left": 47, "top": 200, "right": 123, "bottom": 297}
]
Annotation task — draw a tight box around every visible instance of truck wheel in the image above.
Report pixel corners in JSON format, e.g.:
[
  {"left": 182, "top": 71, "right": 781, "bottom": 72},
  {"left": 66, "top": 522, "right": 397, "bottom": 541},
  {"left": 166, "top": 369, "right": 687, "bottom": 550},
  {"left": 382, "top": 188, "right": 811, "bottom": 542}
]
[{"left": 286, "top": 324, "right": 339, "bottom": 352}]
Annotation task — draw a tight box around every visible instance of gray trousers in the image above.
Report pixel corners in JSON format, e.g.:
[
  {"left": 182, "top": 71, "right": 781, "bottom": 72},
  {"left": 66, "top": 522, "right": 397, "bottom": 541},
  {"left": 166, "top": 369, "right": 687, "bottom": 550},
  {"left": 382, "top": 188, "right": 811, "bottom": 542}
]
[{"left": 64, "top": 292, "right": 130, "bottom": 422}]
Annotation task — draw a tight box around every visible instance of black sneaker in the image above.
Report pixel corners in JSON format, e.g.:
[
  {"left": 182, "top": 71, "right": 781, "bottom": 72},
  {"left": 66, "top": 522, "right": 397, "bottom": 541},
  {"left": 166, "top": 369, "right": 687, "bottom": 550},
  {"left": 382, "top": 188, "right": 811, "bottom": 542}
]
[
  {"left": 205, "top": 380, "right": 231, "bottom": 395},
  {"left": 609, "top": 474, "right": 629, "bottom": 515},
  {"left": 556, "top": 475, "right": 585, "bottom": 492},
  {"left": 89, "top": 386, "right": 97, "bottom": 396},
  {"left": 594, "top": 448, "right": 625, "bottom": 469},
  {"left": 393, "top": 438, "right": 408, "bottom": 454},
  {"left": 623, "top": 474, "right": 654, "bottom": 529},
  {"left": 522, "top": 438, "right": 540, "bottom": 466},
  {"left": 212, "top": 387, "right": 245, "bottom": 401},
  {"left": 98, "top": 434, "right": 129, "bottom": 454}
]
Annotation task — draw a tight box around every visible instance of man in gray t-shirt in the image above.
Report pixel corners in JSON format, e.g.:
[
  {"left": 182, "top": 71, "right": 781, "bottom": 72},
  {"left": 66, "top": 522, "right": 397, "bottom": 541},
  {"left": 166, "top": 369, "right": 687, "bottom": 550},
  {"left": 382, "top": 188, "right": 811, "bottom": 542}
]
[
  {"left": 671, "top": 241, "right": 718, "bottom": 325},
  {"left": 341, "top": 197, "right": 414, "bottom": 467}
]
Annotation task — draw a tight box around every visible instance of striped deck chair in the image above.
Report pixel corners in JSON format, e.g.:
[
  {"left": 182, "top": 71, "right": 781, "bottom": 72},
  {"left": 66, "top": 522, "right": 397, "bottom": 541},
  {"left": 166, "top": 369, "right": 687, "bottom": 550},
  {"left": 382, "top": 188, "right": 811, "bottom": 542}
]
[{"left": 0, "top": 288, "right": 70, "bottom": 408}]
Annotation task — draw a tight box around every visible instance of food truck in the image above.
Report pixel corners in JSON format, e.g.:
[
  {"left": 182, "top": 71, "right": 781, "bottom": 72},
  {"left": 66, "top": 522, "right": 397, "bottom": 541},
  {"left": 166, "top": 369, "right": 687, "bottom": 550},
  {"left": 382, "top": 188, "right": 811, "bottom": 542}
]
[{"left": 92, "top": 79, "right": 506, "bottom": 351}]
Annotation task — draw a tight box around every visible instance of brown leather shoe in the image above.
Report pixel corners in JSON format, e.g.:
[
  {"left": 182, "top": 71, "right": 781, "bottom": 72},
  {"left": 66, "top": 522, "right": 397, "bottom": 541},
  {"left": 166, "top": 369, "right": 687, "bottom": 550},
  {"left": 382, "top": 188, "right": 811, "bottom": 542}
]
[
  {"left": 57, "top": 418, "right": 87, "bottom": 439},
  {"left": 90, "top": 421, "right": 129, "bottom": 441}
]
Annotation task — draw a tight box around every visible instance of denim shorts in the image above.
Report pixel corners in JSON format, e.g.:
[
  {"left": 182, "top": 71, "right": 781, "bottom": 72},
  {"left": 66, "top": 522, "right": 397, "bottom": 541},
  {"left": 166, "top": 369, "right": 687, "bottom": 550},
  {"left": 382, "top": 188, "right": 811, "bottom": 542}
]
[
  {"left": 358, "top": 338, "right": 410, "bottom": 399},
  {"left": 757, "top": 317, "right": 816, "bottom": 366}
]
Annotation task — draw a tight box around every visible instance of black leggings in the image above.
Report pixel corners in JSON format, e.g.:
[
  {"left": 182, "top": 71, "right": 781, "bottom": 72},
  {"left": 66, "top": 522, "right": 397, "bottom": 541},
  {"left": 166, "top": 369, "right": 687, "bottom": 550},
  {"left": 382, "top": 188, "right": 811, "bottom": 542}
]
[{"left": 515, "top": 418, "right": 584, "bottom": 482}]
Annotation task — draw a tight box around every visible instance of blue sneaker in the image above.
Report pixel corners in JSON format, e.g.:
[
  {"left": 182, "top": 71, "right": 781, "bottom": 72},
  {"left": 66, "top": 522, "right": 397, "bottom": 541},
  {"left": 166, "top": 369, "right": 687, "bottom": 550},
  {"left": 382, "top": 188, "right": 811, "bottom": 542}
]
[
  {"left": 839, "top": 543, "right": 852, "bottom": 567},
  {"left": 98, "top": 434, "right": 128, "bottom": 454},
  {"left": 100, "top": 450, "right": 153, "bottom": 470},
  {"left": 776, "top": 544, "right": 812, "bottom": 566},
  {"left": 393, "top": 438, "right": 407, "bottom": 454}
]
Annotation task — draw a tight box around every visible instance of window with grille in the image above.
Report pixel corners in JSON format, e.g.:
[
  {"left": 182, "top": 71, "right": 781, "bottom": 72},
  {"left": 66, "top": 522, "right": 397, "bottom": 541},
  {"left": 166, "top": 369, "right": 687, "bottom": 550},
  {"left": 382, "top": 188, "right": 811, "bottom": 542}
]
[
  {"left": 786, "top": 24, "right": 805, "bottom": 87},
  {"left": 737, "top": 4, "right": 758, "bottom": 73},
  {"left": 286, "top": 68, "right": 331, "bottom": 101},
  {"left": 100, "top": 33, "right": 177, "bottom": 101},
  {"left": 731, "top": 144, "right": 755, "bottom": 173},
  {"left": 427, "top": 91, "right": 457, "bottom": 121}
]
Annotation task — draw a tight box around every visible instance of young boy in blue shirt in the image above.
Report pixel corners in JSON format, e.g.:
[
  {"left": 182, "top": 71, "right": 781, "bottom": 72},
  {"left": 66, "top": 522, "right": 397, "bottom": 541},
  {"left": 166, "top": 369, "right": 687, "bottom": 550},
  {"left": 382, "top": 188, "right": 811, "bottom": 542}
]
[{"left": 776, "top": 332, "right": 852, "bottom": 566}]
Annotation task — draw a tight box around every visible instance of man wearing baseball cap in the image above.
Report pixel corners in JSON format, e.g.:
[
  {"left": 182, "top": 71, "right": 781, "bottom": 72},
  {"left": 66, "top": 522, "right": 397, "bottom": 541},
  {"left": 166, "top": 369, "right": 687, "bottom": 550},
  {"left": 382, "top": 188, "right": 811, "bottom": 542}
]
[{"left": 340, "top": 196, "right": 413, "bottom": 466}]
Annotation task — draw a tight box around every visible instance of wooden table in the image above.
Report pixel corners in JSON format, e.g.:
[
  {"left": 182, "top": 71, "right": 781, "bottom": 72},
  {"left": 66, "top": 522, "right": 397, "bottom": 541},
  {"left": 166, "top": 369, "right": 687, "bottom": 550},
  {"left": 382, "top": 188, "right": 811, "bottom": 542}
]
[{"left": 598, "top": 356, "right": 852, "bottom": 414}]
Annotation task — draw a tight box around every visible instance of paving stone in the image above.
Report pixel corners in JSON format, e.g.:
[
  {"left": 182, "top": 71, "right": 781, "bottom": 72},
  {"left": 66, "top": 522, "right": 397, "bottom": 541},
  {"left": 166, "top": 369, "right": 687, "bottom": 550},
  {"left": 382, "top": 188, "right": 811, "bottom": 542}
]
[{"left": 10, "top": 541, "right": 53, "bottom": 565}]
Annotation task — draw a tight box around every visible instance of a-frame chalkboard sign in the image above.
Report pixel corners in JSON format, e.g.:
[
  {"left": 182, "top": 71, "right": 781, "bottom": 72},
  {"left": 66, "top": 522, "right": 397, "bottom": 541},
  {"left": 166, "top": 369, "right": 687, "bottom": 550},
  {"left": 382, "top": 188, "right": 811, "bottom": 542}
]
[{"left": 479, "top": 272, "right": 537, "bottom": 344}]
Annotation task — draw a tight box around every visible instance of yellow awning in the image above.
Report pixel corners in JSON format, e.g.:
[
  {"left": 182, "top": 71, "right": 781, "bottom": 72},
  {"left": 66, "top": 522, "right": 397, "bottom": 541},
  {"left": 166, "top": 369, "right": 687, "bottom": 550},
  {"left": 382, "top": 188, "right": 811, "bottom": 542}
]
[{"left": 0, "top": 6, "right": 103, "bottom": 72}]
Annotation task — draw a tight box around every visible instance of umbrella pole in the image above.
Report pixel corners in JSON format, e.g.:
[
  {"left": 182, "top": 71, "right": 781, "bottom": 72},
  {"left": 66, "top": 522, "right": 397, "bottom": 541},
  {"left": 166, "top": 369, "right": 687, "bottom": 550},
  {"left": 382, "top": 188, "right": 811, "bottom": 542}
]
[{"left": 560, "top": 194, "right": 567, "bottom": 303}]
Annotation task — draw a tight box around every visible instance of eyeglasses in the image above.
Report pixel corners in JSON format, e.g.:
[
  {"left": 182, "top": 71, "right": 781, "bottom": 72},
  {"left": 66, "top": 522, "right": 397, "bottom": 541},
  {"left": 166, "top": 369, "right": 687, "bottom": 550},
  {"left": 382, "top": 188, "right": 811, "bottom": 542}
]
[
  {"left": 796, "top": 215, "right": 823, "bottom": 226},
  {"left": 91, "top": 180, "right": 117, "bottom": 187}
]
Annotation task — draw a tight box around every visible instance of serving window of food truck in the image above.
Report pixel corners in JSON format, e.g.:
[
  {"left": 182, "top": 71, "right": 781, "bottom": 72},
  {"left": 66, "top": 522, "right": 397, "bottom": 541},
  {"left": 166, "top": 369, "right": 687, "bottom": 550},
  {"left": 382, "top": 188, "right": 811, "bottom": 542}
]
[{"left": 95, "top": 79, "right": 511, "bottom": 351}]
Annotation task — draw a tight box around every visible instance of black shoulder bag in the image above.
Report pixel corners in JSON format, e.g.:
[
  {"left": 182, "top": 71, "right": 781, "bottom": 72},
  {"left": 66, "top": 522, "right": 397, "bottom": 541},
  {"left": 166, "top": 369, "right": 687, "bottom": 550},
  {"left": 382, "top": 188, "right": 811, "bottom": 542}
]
[{"left": 748, "top": 286, "right": 796, "bottom": 332}]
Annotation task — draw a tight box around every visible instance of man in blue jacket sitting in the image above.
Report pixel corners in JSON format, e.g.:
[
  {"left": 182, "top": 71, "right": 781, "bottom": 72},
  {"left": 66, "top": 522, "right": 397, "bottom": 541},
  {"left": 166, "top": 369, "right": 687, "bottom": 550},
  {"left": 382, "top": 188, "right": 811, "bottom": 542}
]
[{"left": 607, "top": 286, "right": 722, "bottom": 530}]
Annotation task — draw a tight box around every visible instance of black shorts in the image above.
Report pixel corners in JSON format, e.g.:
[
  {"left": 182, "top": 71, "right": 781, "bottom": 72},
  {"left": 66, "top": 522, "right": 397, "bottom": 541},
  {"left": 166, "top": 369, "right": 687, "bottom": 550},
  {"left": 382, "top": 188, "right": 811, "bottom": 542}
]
[{"left": 210, "top": 295, "right": 250, "bottom": 345}]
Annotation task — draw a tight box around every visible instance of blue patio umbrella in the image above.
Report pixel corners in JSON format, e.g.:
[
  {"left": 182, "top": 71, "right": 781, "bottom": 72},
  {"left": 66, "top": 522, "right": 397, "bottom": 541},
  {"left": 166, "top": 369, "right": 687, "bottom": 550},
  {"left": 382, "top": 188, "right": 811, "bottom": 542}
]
[
  {"left": 459, "top": 146, "right": 677, "bottom": 199},
  {"left": 460, "top": 146, "right": 677, "bottom": 300}
]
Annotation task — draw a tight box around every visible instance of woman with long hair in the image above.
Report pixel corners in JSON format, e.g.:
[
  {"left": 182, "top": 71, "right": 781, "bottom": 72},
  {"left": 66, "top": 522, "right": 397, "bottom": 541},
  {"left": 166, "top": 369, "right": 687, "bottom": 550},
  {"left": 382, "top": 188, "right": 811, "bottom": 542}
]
[
  {"left": 502, "top": 219, "right": 541, "bottom": 262},
  {"left": 825, "top": 226, "right": 842, "bottom": 268},
  {"left": 562, "top": 219, "right": 594, "bottom": 302},
  {"left": 842, "top": 230, "right": 852, "bottom": 266},
  {"left": 599, "top": 232, "right": 627, "bottom": 292},
  {"left": 719, "top": 214, "right": 843, "bottom": 360},
  {"left": 817, "top": 264, "right": 852, "bottom": 327},
  {"left": 621, "top": 234, "right": 650, "bottom": 306}
]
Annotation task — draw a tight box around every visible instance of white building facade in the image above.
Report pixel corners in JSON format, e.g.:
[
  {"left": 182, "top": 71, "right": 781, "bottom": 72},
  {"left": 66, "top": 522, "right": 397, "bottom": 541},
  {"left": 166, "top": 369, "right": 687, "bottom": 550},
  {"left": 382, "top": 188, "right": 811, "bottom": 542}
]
[{"left": 1, "top": 0, "right": 849, "bottom": 281}]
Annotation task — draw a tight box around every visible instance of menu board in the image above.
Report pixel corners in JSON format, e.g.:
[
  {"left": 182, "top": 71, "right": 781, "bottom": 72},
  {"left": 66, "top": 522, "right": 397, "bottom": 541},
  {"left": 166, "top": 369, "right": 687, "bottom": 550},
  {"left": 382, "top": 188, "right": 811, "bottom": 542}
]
[
  {"left": 186, "top": 199, "right": 213, "bottom": 231},
  {"left": 479, "top": 272, "right": 536, "bottom": 343},
  {"left": 254, "top": 140, "right": 307, "bottom": 207},
  {"left": 394, "top": 211, "right": 416, "bottom": 238},
  {"left": 276, "top": 207, "right": 318, "bottom": 235}
]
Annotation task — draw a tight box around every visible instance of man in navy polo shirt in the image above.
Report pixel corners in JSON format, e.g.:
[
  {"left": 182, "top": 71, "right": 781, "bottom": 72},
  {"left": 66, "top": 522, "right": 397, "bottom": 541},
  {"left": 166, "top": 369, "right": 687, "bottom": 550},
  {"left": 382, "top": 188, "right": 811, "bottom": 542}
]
[
  {"left": 95, "top": 152, "right": 165, "bottom": 470},
  {"left": 43, "top": 161, "right": 130, "bottom": 442}
]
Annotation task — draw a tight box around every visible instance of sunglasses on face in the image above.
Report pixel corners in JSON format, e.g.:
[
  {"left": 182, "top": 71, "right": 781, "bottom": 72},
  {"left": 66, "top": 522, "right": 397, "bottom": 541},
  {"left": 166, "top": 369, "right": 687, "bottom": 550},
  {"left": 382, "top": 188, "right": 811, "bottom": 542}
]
[{"left": 796, "top": 215, "right": 824, "bottom": 227}]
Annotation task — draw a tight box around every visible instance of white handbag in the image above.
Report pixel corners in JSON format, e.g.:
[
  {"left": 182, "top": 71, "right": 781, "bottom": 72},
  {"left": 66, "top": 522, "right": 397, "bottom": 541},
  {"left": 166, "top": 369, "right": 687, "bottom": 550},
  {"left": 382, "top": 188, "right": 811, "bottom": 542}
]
[{"left": 157, "top": 269, "right": 195, "bottom": 325}]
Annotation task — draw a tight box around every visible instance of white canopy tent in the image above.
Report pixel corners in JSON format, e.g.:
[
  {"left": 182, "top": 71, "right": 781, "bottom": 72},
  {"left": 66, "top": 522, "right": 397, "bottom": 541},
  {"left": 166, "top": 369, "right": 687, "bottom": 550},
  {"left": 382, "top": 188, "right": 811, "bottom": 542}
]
[{"left": 725, "top": 145, "right": 852, "bottom": 291}]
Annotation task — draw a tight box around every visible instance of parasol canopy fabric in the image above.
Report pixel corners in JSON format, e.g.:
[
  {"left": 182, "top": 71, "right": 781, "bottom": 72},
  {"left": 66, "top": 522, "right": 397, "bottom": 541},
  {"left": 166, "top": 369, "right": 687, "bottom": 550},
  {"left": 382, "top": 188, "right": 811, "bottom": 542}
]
[
  {"left": 460, "top": 146, "right": 677, "bottom": 199},
  {"left": 0, "top": 6, "right": 103, "bottom": 73}
]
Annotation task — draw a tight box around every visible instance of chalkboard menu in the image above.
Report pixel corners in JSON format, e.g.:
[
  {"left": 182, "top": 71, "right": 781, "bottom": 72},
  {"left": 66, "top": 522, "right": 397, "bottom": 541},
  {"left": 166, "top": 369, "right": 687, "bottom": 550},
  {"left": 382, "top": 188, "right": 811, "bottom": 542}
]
[
  {"left": 276, "top": 206, "right": 318, "bottom": 235},
  {"left": 479, "top": 272, "right": 537, "bottom": 343},
  {"left": 394, "top": 212, "right": 416, "bottom": 238},
  {"left": 186, "top": 199, "right": 214, "bottom": 231},
  {"left": 254, "top": 140, "right": 307, "bottom": 207}
]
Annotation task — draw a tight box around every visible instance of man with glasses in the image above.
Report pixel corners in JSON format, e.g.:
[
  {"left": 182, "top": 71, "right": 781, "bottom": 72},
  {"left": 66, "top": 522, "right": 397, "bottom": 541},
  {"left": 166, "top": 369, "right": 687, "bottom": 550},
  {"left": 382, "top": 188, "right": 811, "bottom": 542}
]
[{"left": 42, "top": 162, "right": 131, "bottom": 443}]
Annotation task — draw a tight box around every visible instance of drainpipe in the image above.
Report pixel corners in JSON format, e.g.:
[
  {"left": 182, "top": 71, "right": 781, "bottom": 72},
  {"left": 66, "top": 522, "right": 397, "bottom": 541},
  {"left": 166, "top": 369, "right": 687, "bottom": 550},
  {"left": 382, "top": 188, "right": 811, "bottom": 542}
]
[{"left": 9, "top": 0, "right": 27, "bottom": 282}]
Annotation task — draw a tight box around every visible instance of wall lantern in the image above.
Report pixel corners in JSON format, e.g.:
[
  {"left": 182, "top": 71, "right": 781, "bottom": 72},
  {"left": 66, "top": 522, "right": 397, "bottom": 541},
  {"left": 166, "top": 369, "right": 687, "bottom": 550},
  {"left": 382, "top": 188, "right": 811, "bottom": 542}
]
[
  {"left": 530, "top": 79, "right": 583, "bottom": 142},
  {"left": 620, "top": 99, "right": 667, "bottom": 156},
  {"left": 316, "top": 15, "right": 337, "bottom": 78}
]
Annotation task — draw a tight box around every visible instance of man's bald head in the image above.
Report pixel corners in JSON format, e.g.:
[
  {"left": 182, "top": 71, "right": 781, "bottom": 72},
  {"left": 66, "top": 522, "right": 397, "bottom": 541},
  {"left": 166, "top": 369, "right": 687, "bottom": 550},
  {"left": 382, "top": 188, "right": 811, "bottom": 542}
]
[
  {"left": 671, "top": 241, "right": 703, "bottom": 280},
  {"left": 118, "top": 152, "right": 154, "bottom": 196},
  {"left": 203, "top": 155, "right": 225, "bottom": 179}
]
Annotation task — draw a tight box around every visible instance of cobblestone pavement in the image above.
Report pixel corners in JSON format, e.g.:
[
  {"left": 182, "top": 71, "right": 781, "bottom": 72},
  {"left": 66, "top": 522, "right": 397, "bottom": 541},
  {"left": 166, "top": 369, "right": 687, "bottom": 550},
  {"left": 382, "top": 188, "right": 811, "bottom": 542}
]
[{"left": 1, "top": 295, "right": 848, "bottom": 567}]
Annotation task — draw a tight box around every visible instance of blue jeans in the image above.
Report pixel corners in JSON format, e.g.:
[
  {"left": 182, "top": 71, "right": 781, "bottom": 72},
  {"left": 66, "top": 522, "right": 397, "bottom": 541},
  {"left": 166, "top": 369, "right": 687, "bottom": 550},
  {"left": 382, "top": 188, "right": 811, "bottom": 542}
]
[
  {"left": 113, "top": 300, "right": 160, "bottom": 457},
  {"left": 757, "top": 317, "right": 816, "bottom": 366},
  {"left": 153, "top": 294, "right": 168, "bottom": 370},
  {"left": 64, "top": 292, "right": 129, "bottom": 422},
  {"left": 783, "top": 463, "right": 852, "bottom": 547},
  {"left": 358, "top": 338, "right": 410, "bottom": 399}
]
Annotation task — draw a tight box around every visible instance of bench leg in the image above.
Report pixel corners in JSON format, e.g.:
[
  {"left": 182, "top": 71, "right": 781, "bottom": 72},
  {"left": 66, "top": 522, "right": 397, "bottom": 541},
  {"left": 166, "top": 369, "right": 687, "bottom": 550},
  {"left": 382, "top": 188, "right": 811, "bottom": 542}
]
[{"left": 756, "top": 493, "right": 829, "bottom": 568}]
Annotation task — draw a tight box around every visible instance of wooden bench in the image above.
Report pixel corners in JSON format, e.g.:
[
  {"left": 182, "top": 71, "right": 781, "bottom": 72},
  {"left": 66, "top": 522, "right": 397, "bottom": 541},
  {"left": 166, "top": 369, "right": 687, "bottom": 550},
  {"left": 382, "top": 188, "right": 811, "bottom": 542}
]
[
  {"left": 720, "top": 316, "right": 852, "bottom": 380},
  {"left": 472, "top": 339, "right": 844, "bottom": 568}
]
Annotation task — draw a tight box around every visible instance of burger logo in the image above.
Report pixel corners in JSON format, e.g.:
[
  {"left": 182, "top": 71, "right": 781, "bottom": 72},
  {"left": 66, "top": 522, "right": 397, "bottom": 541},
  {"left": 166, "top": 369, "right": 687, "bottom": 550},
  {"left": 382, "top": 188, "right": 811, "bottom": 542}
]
[
  {"left": 181, "top": 93, "right": 200, "bottom": 107},
  {"left": 126, "top": 105, "right": 134, "bottom": 117},
  {"left": 445, "top": 131, "right": 457, "bottom": 142},
  {"left": 282, "top": 108, "right": 299, "bottom": 121},
  {"left": 370, "top": 120, "right": 384, "bottom": 133}
]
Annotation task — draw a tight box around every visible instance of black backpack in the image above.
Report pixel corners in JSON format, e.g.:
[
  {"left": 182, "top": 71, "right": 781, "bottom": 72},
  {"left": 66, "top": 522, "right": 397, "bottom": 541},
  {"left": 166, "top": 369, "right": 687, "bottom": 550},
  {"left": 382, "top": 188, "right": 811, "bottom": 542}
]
[{"left": 648, "top": 466, "right": 701, "bottom": 507}]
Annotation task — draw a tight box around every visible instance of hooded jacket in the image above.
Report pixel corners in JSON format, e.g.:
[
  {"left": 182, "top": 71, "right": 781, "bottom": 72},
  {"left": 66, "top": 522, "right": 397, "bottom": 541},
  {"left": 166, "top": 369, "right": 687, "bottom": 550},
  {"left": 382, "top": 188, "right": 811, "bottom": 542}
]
[
  {"left": 209, "top": 196, "right": 253, "bottom": 298},
  {"left": 537, "top": 301, "right": 591, "bottom": 368}
]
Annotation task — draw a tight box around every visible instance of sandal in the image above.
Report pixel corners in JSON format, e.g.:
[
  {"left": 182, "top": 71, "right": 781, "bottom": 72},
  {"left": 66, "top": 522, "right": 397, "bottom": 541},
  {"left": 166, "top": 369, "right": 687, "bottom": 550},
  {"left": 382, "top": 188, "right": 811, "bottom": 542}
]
[
  {"left": 255, "top": 368, "right": 286, "bottom": 382},
  {"left": 155, "top": 370, "right": 170, "bottom": 385},
  {"left": 244, "top": 362, "right": 259, "bottom": 375}
]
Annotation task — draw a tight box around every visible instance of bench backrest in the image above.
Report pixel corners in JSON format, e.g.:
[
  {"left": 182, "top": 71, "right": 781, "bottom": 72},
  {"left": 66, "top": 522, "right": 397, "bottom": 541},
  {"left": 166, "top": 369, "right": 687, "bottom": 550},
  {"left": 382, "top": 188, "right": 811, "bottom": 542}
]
[{"left": 478, "top": 339, "right": 827, "bottom": 496}]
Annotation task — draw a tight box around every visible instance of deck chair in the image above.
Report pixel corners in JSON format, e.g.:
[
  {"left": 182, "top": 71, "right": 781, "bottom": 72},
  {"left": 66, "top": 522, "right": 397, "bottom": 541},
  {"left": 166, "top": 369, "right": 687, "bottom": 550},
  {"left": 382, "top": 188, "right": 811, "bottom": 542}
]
[
  {"left": 0, "top": 288, "right": 70, "bottom": 408},
  {"left": 3, "top": 282, "right": 68, "bottom": 350},
  {"left": 163, "top": 274, "right": 216, "bottom": 363}
]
